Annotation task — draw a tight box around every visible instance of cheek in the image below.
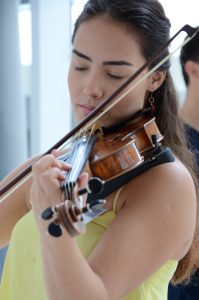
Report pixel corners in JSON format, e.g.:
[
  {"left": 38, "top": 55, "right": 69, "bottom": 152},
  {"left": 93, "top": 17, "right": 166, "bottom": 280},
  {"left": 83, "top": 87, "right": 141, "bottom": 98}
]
[
  {"left": 68, "top": 68, "right": 74, "bottom": 93},
  {"left": 110, "top": 93, "right": 144, "bottom": 120},
  {"left": 68, "top": 68, "right": 84, "bottom": 98},
  {"left": 124, "top": 87, "right": 146, "bottom": 108},
  {"left": 68, "top": 71, "right": 78, "bottom": 105},
  {"left": 115, "top": 92, "right": 145, "bottom": 118}
]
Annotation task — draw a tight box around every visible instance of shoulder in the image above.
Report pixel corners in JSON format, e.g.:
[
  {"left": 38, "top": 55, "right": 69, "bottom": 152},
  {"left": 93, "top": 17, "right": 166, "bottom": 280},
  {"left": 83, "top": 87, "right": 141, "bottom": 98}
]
[
  {"left": 122, "top": 158, "right": 197, "bottom": 253},
  {"left": 125, "top": 158, "right": 196, "bottom": 206}
]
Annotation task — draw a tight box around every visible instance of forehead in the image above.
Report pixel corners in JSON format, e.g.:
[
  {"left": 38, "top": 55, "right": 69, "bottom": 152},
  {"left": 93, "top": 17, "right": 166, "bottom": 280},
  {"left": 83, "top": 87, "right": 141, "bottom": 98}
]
[{"left": 73, "top": 17, "right": 144, "bottom": 63}]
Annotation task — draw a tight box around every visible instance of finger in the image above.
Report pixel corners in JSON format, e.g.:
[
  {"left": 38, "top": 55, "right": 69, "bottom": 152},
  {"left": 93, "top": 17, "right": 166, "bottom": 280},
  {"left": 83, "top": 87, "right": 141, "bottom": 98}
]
[
  {"left": 38, "top": 167, "right": 66, "bottom": 186},
  {"left": 59, "top": 160, "right": 72, "bottom": 172},
  {"left": 77, "top": 172, "right": 89, "bottom": 207},
  {"left": 51, "top": 149, "right": 61, "bottom": 158},
  {"left": 33, "top": 155, "right": 59, "bottom": 174},
  {"left": 78, "top": 172, "right": 89, "bottom": 190},
  {"left": 32, "top": 154, "right": 71, "bottom": 175}
]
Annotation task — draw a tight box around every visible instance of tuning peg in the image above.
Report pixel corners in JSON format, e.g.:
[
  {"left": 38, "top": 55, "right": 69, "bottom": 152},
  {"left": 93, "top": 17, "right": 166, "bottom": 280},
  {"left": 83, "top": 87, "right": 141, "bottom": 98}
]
[
  {"left": 78, "top": 177, "right": 104, "bottom": 196},
  {"left": 41, "top": 207, "right": 54, "bottom": 220},
  {"left": 48, "top": 222, "right": 62, "bottom": 237}
]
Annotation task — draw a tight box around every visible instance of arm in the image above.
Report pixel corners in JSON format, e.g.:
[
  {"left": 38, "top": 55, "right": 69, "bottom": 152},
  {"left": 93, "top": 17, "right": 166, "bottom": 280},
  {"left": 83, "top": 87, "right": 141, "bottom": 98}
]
[
  {"left": 31, "top": 155, "right": 196, "bottom": 300},
  {"left": 0, "top": 156, "right": 37, "bottom": 247}
]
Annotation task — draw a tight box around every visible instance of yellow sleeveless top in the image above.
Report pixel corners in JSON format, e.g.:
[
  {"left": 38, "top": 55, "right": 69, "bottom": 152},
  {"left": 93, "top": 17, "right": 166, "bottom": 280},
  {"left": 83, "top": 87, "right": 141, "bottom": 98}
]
[{"left": 0, "top": 190, "right": 178, "bottom": 300}]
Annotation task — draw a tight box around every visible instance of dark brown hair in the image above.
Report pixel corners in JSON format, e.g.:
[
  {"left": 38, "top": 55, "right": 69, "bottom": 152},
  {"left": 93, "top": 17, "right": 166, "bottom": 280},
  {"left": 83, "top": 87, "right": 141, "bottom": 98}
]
[
  {"left": 72, "top": 0, "right": 199, "bottom": 284},
  {"left": 180, "top": 27, "right": 199, "bottom": 85}
]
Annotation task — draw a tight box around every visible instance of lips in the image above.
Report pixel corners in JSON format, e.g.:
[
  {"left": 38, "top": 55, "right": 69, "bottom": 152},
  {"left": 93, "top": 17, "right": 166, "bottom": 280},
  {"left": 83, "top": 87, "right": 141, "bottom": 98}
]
[{"left": 78, "top": 104, "right": 96, "bottom": 115}]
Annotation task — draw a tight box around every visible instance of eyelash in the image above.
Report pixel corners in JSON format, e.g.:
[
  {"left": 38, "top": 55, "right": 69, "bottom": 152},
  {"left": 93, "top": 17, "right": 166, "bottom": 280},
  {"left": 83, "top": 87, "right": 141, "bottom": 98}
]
[
  {"left": 74, "top": 66, "right": 125, "bottom": 80},
  {"left": 75, "top": 67, "right": 87, "bottom": 72},
  {"left": 108, "top": 74, "right": 125, "bottom": 80}
]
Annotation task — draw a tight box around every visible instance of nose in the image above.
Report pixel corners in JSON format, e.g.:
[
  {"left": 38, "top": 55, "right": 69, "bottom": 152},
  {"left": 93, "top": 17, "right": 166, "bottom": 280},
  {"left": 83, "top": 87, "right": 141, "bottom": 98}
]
[{"left": 83, "top": 72, "right": 104, "bottom": 100}]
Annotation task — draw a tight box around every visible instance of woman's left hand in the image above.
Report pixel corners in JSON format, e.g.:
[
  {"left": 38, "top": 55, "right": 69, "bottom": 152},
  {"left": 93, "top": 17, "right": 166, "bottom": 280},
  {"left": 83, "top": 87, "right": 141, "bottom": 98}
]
[
  {"left": 30, "top": 152, "right": 70, "bottom": 221},
  {"left": 30, "top": 150, "right": 89, "bottom": 227}
]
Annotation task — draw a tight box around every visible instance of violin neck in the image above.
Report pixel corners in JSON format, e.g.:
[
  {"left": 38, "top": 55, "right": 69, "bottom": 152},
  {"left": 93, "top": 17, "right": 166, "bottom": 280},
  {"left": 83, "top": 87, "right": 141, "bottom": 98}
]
[{"left": 60, "top": 134, "right": 97, "bottom": 200}]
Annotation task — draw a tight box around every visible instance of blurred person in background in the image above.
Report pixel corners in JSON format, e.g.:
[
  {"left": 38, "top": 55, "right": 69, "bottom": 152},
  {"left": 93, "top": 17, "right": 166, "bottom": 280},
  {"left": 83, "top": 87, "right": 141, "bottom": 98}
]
[{"left": 168, "top": 27, "right": 199, "bottom": 300}]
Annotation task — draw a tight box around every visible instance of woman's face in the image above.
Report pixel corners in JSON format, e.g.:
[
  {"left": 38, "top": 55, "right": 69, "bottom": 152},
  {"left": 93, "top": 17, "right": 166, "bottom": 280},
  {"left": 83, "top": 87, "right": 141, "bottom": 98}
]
[{"left": 68, "top": 17, "right": 153, "bottom": 126}]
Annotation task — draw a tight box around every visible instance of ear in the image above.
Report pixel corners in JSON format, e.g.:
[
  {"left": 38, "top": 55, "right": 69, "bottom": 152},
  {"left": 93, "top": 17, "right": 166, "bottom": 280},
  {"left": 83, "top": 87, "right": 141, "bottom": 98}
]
[
  {"left": 185, "top": 61, "right": 199, "bottom": 80},
  {"left": 147, "top": 71, "right": 166, "bottom": 92}
]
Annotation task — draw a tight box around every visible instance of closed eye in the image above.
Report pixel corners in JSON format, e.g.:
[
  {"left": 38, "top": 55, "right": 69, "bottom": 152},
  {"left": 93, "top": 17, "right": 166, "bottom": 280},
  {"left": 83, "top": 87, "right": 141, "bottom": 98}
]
[
  {"left": 75, "top": 66, "right": 88, "bottom": 72},
  {"left": 108, "top": 73, "right": 126, "bottom": 80}
]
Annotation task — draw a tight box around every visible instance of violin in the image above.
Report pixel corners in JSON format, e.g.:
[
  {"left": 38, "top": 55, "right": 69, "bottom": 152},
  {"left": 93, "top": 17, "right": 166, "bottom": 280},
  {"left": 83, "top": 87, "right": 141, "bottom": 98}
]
[
  {"left": 41, "top": 111, "right": 165, "bottom": 238},
  {"left": 0, "top": 24, "right": 198, "bottom": 238}
]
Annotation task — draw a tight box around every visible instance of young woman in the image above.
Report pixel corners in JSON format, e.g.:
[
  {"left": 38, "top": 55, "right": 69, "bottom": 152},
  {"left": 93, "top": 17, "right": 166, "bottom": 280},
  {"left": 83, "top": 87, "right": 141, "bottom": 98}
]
[{"left": 0, "top": 1, "right": 198, "bottom": 299}]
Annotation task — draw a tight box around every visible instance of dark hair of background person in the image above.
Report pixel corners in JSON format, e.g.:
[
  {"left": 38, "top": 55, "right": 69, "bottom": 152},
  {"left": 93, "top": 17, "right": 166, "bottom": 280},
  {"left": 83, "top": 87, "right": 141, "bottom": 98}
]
[
  {"left": 180, "top": 27, "right": 199, "bottom": 86},
  {"left": 72, "top": 0, "right": 199, "bottom": 284}
]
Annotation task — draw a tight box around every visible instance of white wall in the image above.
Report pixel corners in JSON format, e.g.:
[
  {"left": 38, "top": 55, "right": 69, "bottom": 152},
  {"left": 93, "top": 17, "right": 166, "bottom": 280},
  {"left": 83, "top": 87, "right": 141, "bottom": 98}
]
[
  {"left": 0, "top": 0, "right": 28, "bottom": 280},
  {"left": 160, "top": 0, "right": 199, "bottom": 103},
  {"left": 31, "top": 0, "right": 72, "bottom": 155},
  {"left": 0, "top": 0, "right": 27, "bottom": 178}
]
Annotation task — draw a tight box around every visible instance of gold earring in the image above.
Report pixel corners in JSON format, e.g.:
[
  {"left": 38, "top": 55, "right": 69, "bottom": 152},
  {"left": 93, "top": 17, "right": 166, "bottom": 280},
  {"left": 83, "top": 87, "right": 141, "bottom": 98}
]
[{"left": 148, "top": 93, "right": 155, "bottom": 113}]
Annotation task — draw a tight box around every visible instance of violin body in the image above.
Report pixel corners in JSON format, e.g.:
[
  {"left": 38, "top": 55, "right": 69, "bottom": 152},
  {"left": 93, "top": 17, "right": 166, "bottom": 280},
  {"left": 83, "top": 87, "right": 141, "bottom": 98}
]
[{"left": 89, "top": 117, "right": 163, "bottom": 180}]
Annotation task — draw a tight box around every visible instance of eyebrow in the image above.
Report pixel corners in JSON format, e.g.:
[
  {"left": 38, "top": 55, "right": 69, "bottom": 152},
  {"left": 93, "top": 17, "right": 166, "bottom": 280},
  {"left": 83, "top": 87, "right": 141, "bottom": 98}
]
[
  {"left": 72, "top": 49, "right": 91, "bottom": 62},
  {"left": 72, "top": 49, "right": 133, "bottom": 67},
  {"left": 103, "top": 61, "right": 133, "bottom": 67}
]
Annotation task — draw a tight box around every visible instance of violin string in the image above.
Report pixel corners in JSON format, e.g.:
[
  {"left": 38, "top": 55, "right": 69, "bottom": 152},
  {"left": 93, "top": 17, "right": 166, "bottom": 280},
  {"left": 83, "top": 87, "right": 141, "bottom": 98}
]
[
  {"left": 62, "top": 123, "right": 95, "bottom": 200},
  {"left": 63, "top": 133, "right": 81, "bottom": 199},
  {"left": 68, "top": 123, "right": 95, "bottom": 178},
  {"left": 57, "top": 125, "right": 87, "bottom": 153}
]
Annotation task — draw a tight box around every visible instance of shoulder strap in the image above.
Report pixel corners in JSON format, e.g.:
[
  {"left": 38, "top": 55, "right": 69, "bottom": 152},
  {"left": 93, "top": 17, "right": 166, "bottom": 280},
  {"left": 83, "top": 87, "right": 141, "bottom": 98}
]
[{"left": 88, "top": 146, "right": 175, "bottom": 202}]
